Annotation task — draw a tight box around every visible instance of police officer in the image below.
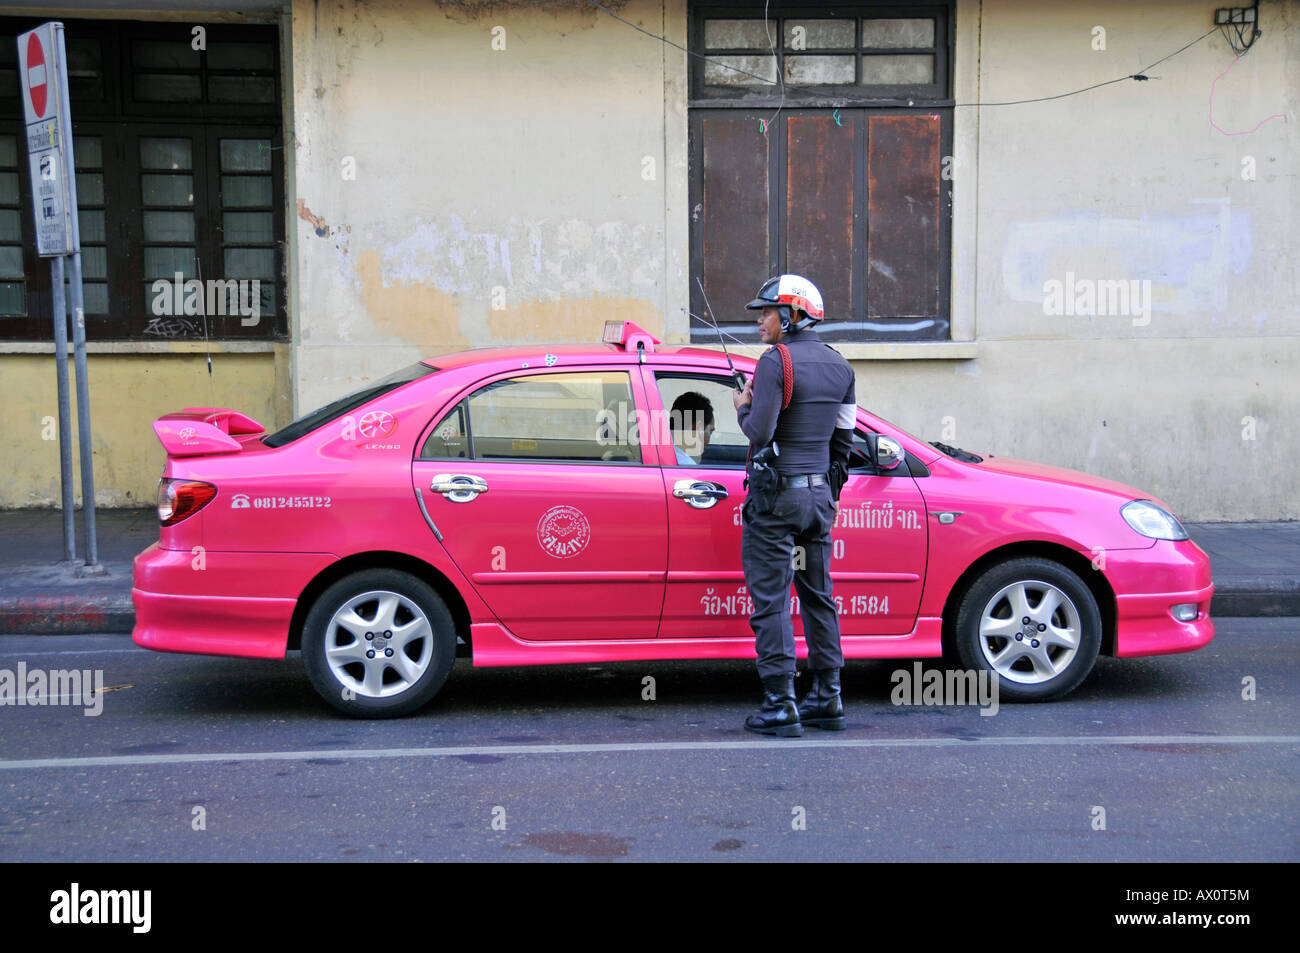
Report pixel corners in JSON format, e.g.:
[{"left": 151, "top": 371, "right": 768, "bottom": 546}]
[{"left": 733, "top": 275, "right": 856, "bottom": 736}]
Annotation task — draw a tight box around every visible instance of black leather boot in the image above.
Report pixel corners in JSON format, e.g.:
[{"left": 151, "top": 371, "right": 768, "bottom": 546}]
[
  {"left": 744, "top": 675, "right": 803, "bottom": 737},
  {"left": 797, "top": 668, "right": 846, "bottom": 730}
]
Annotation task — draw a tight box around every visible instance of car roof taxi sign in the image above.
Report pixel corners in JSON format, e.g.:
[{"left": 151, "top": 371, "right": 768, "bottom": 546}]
[{"left": 602, "top": 320, "right": 660, "bottom": 356}]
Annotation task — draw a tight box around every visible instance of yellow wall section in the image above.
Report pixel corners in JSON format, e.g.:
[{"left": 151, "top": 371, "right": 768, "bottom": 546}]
[{"left": 2, "top": 350, "right": 289, "bottom": 508}]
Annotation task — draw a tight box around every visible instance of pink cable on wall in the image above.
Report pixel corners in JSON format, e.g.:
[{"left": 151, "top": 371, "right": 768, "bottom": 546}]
[{"left": 1209, "top": 54, "right": 1288, "bottom": 136}]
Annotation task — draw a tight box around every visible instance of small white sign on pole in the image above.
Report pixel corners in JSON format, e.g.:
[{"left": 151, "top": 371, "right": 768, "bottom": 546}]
[{"left": 18, "top": 22, "right": 77, "bottom": 257}]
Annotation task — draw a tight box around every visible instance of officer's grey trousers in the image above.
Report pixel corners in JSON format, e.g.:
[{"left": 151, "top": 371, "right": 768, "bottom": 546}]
[{"left": 741, "top": 482, "right": 845, "bottom": 680}]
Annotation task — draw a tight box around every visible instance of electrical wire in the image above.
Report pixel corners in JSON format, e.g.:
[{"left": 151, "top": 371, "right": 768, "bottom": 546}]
[
  {"left": 584, "top": 1, "right": 1226, "bottom": 110},
  {"left": 954, "top": 26, "right": 1220, "bottom": 107},
  {"left": 758, "top": 0, "right": 786, "bottom": 137}
]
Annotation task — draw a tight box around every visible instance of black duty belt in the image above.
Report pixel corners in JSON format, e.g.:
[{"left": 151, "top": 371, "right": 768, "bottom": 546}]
[{"left": 778, "top": 473, "right": 827, "bottom": 489}]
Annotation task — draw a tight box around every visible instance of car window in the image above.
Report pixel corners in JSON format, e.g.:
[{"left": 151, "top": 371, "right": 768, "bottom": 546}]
[
  {"left": 848, "top": 429, "right": 878, "bottom": 472},
  {"left": 421, "top": 400, "right": 469, "bottom": 459},
  {"left": 654, "top": 374, "right": 746, "bottom": 468},
  {"left": 420, "top": 371, "right": 643, "bottom": 464},
  {"left": 263, "top": 362, "right": 437, "bottom": 448}
]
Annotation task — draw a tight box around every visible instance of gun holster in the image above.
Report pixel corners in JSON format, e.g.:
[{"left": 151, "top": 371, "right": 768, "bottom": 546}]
[
  {"left": 828, "top": 459, "right": 848, "bottom": 500},
  {"left": 744, "top": 442, "right": 781, "bottom": 517}
]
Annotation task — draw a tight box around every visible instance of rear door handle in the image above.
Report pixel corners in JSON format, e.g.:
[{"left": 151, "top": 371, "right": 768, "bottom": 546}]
[{"left": 430, "top": 473, "right": 488, "bottom": 503}]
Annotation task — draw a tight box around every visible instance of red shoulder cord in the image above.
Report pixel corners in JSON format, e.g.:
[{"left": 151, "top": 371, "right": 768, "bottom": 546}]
[{"left": 775, "top": 343, "right": 794, "bottom": 410}]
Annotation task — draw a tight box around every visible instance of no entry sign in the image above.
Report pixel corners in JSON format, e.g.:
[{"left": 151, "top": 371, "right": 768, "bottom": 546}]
[
  {"left": 17, "top": 22, "right": 76, "bottom": 256},
  {"left": 25, "top": 32, "right": 49, "bottom": 120}
]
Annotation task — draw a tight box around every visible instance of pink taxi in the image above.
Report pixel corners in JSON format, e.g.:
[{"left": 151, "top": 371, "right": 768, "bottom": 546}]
[{"left": 133, "top": 321, "right": 1214, "bottom": 717}]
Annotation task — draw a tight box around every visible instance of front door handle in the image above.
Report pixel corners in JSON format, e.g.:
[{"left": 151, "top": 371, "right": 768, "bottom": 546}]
[
  {"left": 673, "top": 479, "right": 728, "bottom": 510},
  {"left": 430, "top": 473, "right": 488, "bottom": 503}
]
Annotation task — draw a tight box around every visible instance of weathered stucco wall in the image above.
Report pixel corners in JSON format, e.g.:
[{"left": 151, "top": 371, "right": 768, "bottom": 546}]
[
  {"left": 931, "top": 0, "right": 1298, "bottom": 520},
  {"left": 290, "top": 0, "right": 1298, "bottom": 520},
  {"left": 2, "top": 349, "right": 290, "bottom": 508},
  {"left": 291, "top": 0, "right": 673, "bottom": 411}
]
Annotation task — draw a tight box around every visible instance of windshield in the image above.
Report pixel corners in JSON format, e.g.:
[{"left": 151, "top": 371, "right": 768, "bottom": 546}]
[
  {"left": 865, "top": 409, "right": 984, "bottom": 462},
  {"left": 262, "top": 363, "right": 437, "bottom": 448}
]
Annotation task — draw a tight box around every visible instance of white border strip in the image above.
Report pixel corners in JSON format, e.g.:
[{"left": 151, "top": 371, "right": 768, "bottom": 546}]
[{"left": 1, "top": 735, "right": 1297, "bottom": 771}]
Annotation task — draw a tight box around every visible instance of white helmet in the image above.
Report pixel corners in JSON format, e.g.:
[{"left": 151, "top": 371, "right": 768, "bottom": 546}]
[{"left": 745, "top": 274, "right": 824, "bottom": 331}]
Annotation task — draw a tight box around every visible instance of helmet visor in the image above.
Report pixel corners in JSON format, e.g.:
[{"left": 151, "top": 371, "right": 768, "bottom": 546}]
[{"left": 744, "top": 277, "right": 781, "bottom": 310}]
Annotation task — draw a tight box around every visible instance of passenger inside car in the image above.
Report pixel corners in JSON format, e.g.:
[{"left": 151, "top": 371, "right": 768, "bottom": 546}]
[{"left": 669, "top": 392, "right": 715, "bottom": 465}]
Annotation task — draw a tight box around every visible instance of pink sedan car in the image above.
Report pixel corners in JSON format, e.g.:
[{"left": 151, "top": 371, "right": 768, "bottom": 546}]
[{"left": 133, "top": 321, "right": 1214, "bottom": 717}]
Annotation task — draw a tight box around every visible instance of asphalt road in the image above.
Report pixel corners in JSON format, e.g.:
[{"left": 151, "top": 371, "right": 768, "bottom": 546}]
[{"left": 1, "top": 618, "right": 1296, "bottom": 862}]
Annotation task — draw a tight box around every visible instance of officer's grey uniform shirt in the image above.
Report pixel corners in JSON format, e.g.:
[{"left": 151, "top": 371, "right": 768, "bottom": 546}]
[{"left": 737, "top": 327, "right": 857, "bottom": 478}]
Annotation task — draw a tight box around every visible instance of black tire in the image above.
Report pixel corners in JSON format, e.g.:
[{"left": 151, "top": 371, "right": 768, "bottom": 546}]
[
  {"left": 953, "top": 556, "right": 1102, "bottom": 702},
  {"left": 301, "top": 568, "right": 456, "bottom": 718}
]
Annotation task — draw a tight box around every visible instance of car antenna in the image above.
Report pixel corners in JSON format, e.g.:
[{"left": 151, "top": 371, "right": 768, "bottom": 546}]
[
  {"left": 695, "top": 277, "right": 747, "bottom": 390},
  {"left": 195, "top": 252, "right": 216, "bottom": 409}
]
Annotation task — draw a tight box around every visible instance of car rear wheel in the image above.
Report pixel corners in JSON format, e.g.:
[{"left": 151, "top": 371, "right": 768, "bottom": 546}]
[
  {"left": 302, "top": 568, "right": 456, "bottom": 717},
  {"left": 953, "top": 557, "right": 1102, "bottom": 702}
]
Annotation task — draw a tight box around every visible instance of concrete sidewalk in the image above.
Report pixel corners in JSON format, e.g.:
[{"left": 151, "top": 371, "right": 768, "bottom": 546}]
[
  {"left": 0, "top": 509, "right": 155, "bottom": 634},
  {"left": 0, "top": 508, "right": 1296, "bottom": 634}
]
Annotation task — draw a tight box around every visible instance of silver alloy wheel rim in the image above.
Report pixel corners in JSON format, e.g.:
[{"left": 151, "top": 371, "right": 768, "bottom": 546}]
[
  {"left": 977, "top": 579, "right": 1081, "bottom": 685},
  {"left": 324, "top": 589, "right": 435, "bottom": 699}
]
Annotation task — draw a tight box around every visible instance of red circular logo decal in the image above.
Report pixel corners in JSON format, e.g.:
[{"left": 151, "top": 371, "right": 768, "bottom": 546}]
[
  {"left": 536, "top": 505, "right": 591, "bottom": 559},
  {"left": 358, "top": 410, "right": 396, "bottom": 439}
]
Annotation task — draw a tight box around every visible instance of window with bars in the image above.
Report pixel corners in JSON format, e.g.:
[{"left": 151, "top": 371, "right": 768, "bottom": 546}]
[
  {"left": 0, "top": 132, "right": 21, "bottom": 315},
  {"left": 0, "top": 18, "right": 284, "bottom": 341},
  {"left": 689, "top": 2, "right": 953, "bottom": 343},
  {"left": 69, "top": 135, "right": 107, "bottom": 316},
  {"left": 696, "top": 13, "right": 944, "bottom": 94}
]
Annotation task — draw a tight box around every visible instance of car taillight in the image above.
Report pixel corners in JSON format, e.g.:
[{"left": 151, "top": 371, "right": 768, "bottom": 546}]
[{"left": 158, "top": 478, "right": 217, "bottom": 525}]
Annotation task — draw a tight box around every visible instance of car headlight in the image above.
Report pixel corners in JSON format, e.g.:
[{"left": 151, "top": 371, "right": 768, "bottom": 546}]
[{"left": 1121, "top": 500, "right": 1189, "bottom": 541}]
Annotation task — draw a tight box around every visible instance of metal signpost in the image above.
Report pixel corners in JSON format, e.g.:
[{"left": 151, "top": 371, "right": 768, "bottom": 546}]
[{"left": 18, "top": 22, "right": 98, "bottom": 569}]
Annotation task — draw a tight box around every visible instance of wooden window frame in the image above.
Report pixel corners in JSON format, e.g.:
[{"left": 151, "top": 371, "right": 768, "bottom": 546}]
[
  {"left": 688, "top": 1, "right": 955, "bottom": 343},
  {"left": 0, "top": 17, "right": 284, "bottom": 342}
]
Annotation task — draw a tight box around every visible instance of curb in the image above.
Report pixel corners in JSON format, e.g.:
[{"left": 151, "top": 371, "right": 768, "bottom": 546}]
[
  {"left": 1208, "top": 584, "right": 1300, "bottom": 619},
  {"left": 0, "top": 595, "right": 136, "bottom": 635}
]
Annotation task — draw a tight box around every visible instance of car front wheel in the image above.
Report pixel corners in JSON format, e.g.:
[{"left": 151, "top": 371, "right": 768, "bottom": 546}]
[
  {"left": 953, "top": 557, "right": 1102, "bottom": 702},
  {"left": 302, "top": 568, "right": 456, "bottom": 717}
]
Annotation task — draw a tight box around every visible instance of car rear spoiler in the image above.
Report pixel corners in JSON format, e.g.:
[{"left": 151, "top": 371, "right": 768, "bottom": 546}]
[{"left": 153, "top": 407, "right": 265, "bottom": 457}]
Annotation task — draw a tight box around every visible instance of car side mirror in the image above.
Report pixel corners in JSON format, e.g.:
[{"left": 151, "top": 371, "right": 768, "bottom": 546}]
[{"left": 876, "top": 435, "right": 905, "bottom": 471}]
